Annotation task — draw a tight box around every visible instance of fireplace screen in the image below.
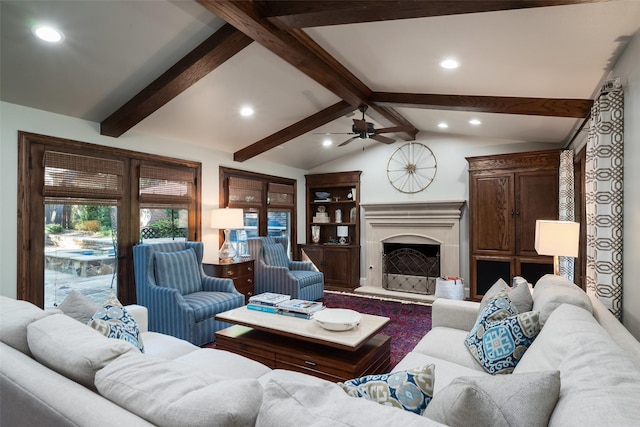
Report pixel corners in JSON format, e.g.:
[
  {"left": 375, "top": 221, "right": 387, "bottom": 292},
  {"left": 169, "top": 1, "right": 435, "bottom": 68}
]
[{"left": 382, "top": 244, "right": 440, "bottom": 295}]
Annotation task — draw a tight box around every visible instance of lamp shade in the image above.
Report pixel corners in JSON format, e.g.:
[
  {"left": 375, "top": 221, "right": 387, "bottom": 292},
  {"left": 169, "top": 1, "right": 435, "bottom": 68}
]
[
  {"left": 210, "top": 208, "right": 244, "bottom": 230},
  {"left": 534, "top": 220, "right": 580, "bottom": 257}
]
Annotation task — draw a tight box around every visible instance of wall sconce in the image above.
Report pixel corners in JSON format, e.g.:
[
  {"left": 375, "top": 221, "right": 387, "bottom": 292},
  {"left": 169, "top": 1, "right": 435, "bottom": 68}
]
[
  {"left": 211, "top": 208, "right": 244, "bottom": 264},
  {"left": 534, "top": 220, "right": 580, "bottom": 277}
]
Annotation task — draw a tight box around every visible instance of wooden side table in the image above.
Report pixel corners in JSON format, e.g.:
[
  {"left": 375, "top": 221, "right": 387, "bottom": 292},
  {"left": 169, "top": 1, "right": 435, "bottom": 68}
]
[{"left": 203, "top": 259, "right": 254, "bottom": 303}]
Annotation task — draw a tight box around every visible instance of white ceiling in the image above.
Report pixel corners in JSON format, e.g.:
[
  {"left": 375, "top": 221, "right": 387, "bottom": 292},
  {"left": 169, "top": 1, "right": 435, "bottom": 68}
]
[{"left": 2, "top": 1, "right": 639, "bottom": 170}]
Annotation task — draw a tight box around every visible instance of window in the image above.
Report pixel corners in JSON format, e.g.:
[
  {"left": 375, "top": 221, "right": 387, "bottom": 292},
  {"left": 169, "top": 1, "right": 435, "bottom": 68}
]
[
  {"left": 220, "top": 167, "right": 296, "bottom": 256},
  {"left": 17, "top": 132, "right": 201, "bottom": 307}
]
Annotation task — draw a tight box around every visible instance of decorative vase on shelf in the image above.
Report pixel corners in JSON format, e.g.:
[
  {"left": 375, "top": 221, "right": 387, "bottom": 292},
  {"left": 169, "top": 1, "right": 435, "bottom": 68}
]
[
  {"left": 311, "top": 225, "right": 320, "bottom": 243},
  {"left": 335, "top": 209, "right": 342, "bottom": 223}
]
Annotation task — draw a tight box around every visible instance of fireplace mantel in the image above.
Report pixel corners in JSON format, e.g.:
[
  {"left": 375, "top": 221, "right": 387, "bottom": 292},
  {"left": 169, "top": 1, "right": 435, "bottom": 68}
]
[{"left": 357, "top": 201, "right": 466, "bottom": 301}]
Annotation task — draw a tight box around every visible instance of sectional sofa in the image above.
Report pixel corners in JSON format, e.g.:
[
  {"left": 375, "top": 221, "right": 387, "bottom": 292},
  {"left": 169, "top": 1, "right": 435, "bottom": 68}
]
[{"left": 1, "top": 274, "right": 640, "bottom": 426}]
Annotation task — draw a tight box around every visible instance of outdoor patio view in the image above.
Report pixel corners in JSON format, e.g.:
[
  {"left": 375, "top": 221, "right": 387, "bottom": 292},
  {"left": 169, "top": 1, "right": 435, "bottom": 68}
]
[{"left": 44, "top": 204, "right": 187, "bottom": 308}]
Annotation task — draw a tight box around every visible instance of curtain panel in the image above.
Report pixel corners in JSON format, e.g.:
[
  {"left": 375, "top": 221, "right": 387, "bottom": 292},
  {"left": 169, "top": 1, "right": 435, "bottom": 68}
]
[
  {"left": 585, "top": 85, "right": 624, "bottom": 320},
  {"left": 559, "top": 150, "right": 575, "bottom": 282}
]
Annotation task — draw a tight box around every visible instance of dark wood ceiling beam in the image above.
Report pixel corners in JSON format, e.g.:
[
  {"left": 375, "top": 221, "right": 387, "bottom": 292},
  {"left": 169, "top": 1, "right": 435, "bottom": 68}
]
[
  {"left": 234, "top": 101, "right": 355, "bottom": 162},
  {"left": 370, "top": 92, "right": 593, "bottom": 118},
  {"left": 100, "top": 24, "right": 251, "bottom": 138},
  {"left": 198, "top": 0, "right": 417, "bottom": 151},
  {"left": 197, "top": 1, "right": 369, "bottom": 107},
  {"left": 257, "top": 0, "right": 609, "bottom": 29}
]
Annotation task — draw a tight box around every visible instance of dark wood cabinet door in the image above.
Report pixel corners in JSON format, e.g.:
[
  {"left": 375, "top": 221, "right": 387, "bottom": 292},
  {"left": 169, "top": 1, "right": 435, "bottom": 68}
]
[
  {"left": 516, "top": 172, "right": 559, "bottom": 256},
  {"left": 471, "top": 173, "right": 515, "bottom": 255}
]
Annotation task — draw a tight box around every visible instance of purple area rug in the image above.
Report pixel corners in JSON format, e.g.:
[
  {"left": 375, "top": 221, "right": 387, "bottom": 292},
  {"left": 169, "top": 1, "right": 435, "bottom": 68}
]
[{"left": 320, "top": 292, "right": 432, "bottom": 367}]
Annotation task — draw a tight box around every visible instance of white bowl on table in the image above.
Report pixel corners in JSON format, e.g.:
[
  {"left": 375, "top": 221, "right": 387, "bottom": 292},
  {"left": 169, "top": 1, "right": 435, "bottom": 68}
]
[{"left": 312, "top": 308, "right": 361, "bottom": 331}]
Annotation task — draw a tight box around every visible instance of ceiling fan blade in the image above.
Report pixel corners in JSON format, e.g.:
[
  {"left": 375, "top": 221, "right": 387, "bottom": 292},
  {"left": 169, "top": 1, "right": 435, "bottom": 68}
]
[
  {"left": 371, "top": 134, "right": 395, "bottom": 144},
  {"left": 352, "top": 118, "right": 367, "bottom": 132},
  {"left": 312, "top": 132, "right": 355, "bottom": 135},
  {"left": 338, "top": 136, "right": 359, "bottom": 147},
  {"left": 375, "top": 125, "right": 416, "bottom": 134}
]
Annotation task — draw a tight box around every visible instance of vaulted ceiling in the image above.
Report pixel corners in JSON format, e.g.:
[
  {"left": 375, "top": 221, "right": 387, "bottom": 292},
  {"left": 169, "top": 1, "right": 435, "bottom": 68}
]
[{"left": 2, "top": 1, "right": 639, "bottom": 169}]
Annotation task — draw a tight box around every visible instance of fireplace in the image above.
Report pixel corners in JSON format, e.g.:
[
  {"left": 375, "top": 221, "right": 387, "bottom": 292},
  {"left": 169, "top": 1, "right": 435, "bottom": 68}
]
[
  {"left": 383, "top": 243, "right": 440, "bottom": 295},
  {"left": 358, "top": 201, "right": 465, "bottom": 301}
]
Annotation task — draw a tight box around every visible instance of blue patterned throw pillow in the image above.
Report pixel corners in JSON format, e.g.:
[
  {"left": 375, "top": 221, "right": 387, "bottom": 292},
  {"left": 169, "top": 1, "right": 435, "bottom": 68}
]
[
  {"left": 465, "top": 294, "right": 539, "bottom": 374},
  {"left": 338, "top": 364, "right": 435, "bottom": 415},
  {"left": 89, "top": 295, "right": 144, "bottom": 353}
]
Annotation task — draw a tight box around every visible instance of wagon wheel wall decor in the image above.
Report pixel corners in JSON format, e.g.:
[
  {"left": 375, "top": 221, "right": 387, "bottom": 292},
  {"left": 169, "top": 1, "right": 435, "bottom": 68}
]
[{"left": 386, "top": 142, "right": 437, "bottom": 194}]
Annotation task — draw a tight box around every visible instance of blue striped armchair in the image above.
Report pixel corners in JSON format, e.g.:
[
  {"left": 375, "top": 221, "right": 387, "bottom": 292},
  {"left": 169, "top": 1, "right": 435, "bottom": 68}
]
[
  {"left": 247, "top": 236, "right": 324, "bottom": 301},
  {"left": 133, "top": 241, "right": 244, "bottom": 345}
]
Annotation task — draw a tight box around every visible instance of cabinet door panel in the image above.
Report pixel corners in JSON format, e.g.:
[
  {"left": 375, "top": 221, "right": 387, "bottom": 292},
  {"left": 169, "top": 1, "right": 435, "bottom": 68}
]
[
  {"left": 472, "top": 174, "right": 514, "bottom": 254},
  {"left": 516, "top": 172, "right": 559, "bottom": 256}
]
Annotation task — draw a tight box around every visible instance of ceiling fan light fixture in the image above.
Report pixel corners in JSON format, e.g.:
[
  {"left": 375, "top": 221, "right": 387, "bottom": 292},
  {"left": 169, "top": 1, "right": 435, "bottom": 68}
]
[
  {"left": 322, "top": 138, "right": 332, "bottom": 147},
  {"left": 440, "top": 58, "right": 459, "bottom": 69}
]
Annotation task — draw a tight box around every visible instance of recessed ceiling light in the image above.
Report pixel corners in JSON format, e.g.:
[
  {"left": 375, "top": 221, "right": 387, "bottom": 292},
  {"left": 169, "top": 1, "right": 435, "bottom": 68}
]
[
  {"left": 239, "top": 106, "right": 254, "bottom": 117},
  {"left": 440, "top": 58, "right": 460, "bottom": 69},
  {"left": 437, "top": 122, "right": 449, "bottom": 129},
  {"left": 32, "top": 25, "right": 64, "bottom": 43},
  {"left": 322, "top": 139, "right": 332, "bottom": 147},
  {"left": 469, "top": 119, "right": 482, "bottom": 126}
]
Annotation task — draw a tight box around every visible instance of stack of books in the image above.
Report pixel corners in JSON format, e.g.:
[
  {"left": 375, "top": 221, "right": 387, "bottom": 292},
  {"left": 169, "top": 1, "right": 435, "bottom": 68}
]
[
  {"left": 246, "top": 293, "right": 324, "bottom": 319},
  {"left": 277, "top": 299, "right": 324, "bottom": 319},
  {"left": 247, "top": 292, "right": 291, "bottom": 313},
  {"left": 312, "top": 211, "right": 330, "bottom": 223}
]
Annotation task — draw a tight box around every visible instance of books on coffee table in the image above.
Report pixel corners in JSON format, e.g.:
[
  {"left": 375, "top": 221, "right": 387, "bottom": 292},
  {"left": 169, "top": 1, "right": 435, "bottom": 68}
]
[
  {"left": 248, "top": 292, "right": 290, "bottom": 306},
  {"left": 277, "top": 299, "right": 324, "bottom": 315},
  {"left": 246, "top": 303, "right": 279, "bottom": 314}
]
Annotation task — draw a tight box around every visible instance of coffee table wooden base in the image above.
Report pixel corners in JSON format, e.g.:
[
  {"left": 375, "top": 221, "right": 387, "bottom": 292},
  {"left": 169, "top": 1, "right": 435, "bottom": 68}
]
[{"left": 215, "top": 325, "right": 391, "bottom": 382}]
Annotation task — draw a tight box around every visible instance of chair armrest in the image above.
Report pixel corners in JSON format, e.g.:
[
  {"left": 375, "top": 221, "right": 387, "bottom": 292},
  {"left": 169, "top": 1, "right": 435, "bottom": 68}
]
[
  {"left": 201, "top": 275, "right": 241, "bottom": 295},
  {"left": 432, "top": 298, "right": 480, "bottom": 331},
  {"left": 125, "top": 304, "right": 148, "bottom": 332},
  {"left": 288, "top": 260, "right": 316, "bottom": 271}
]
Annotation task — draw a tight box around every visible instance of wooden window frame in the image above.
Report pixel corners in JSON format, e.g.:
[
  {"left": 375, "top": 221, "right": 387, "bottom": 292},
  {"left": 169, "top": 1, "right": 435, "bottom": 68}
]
[
  {"left": 17, "top": 131, "right": 202, "bottom": 307},
  {"left": 219, "top": 167, "right": 297, "bottom": 257}
]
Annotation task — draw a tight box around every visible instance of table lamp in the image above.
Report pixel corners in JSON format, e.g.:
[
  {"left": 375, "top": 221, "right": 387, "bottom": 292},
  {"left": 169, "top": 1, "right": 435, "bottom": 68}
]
[
  {"left": 534, "top": 220, "right": 580, "bottom": 277},
  {"left": 337, "top": 225, "right": 349, "bottom": 244},
  {"left": 211, "top": 208, "right": 244, "bottom": 264}
]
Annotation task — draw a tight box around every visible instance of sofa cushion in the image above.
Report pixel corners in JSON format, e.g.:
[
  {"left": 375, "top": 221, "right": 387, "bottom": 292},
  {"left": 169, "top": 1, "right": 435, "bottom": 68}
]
[
  {"left": 479, "top": 279, "right": 533, "bottom": 314},
  {"left": 256, "top": 374, "right": 446, "bottom": 427},
  {"left": 174, "top": 348, "right": 271, "bottom": 379},
  {"left": 0, "top": 296, "right": 60, "bottom": 356},
  {"left": 154, "top": 248, "right": 201, "bottom": 295},
  {"left": 338, "top": 364, "right": 435, "bottom": 415},
  {"left": 411, "top": 327, "right": 486, "bottom": 372},
  {"left": 88, "top": 295, "right": 144, "bottom": 352},
  {"left": 27, "top": 313, "right": 138, "bottom": 389},
  {"left": 549, "top": 323, "right": 640, "bottom": 426},
  {"left": 95, "top": 352, "right": 262, "bottom": 427},
  {"left": 532, "top": 274, "right": 592, "bottom": 326},
  {"left": 140, "top": 331, "right": 199, "bottom": 359},
  {"left": 263, "top": 243, "right": 289, "bottom": 268},
  {"left": 392, "top": 352, "right": 489, "bottom": 394},
  {"left": 465, "top": 295, "right": 540, "bottom": 374},
  {"left": 57, "top": 290, "right": 100, "bottom": 324},
  {"left": 514, "top": 303, "right": 601, "bottom": 373},
  {"left": 424, "top": 371, "right": 560, "bottom": 427}
]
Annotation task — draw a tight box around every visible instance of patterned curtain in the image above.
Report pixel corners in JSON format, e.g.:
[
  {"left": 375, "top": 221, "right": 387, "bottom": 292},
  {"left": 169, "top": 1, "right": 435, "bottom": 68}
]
[
  {"left": 558, "top": 150, "right": 575, "bottom": 282},
  {"left": 585, "top": 85, "right": 624, "bottom": 320}
]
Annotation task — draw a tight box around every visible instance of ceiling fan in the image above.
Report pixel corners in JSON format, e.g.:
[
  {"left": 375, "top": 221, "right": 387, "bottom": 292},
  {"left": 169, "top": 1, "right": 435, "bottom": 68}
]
[{"left": 318, "top": 105, "right": 415, "bottom": 147}]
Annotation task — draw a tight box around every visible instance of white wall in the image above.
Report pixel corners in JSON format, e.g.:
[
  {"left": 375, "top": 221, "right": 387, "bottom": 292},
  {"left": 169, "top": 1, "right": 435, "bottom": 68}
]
[
  {"left": 309, "top": 134, "right": 560, "bottom": 288},
  {"left": 0, "top": 102, "right": 307, "bottom": 299}
]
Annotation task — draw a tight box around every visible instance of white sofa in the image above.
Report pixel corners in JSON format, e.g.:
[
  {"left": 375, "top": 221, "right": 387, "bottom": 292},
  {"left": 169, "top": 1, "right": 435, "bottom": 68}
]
[
  {"left": 393, "top": 274, "right": 640, "bottom": 426},
  {"left": 2, "top": 274, "right": 640, "bottom": 426},
  {"left": 0, "top": 296, "right": 441, "bottom": 426}
]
